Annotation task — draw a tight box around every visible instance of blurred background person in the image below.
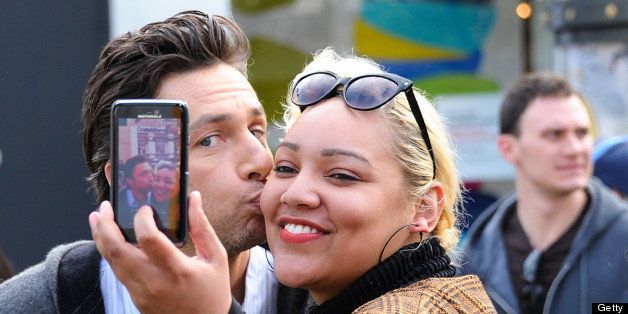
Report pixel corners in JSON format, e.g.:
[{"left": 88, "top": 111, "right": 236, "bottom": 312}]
[
  {"left": 0, "top": 246, "right": 14, "bottom": 283},
  {"left": 592, "top": 135, "right": 628, "bottom": 200},
  {"left": 460, "top": 72, "right": 628, "bottom": 313}
]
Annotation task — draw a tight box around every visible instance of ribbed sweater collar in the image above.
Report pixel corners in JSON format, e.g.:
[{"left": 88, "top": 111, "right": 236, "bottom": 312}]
[{"left": 306, "top": 237, "right": 455, "bottom": 313}]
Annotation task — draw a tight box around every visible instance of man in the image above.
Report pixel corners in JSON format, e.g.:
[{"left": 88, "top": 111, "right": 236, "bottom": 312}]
[
  {"left": 117, "top": 154, "right": 154, "bottom": 228},
  {"left": 460, "top": 72, "right": 628, "bottom": 313},
  {"left": 0, "top": 11, "right": 307, "bottom": 313}
]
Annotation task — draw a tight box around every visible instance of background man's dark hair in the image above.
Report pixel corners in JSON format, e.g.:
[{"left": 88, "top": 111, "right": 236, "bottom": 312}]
[
  {"left": 0, "top": 246, "right": 14, "bottom": 283},
  {"left": 123, "top": 155, "right": 151, "bottom": 180},
  {"left": 82, "top": 11, "right": 250, "bottom": 203},
  {"left": 499, "top": 71, "right": 576, "bottom": 135}
]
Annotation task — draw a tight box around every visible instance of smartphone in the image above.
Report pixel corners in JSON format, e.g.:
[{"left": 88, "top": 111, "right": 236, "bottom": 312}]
[{"left": 111, "top": 99, "right": 189, "bottom": 245}]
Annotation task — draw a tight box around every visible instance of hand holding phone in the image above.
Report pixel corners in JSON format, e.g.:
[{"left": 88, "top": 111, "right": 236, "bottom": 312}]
[
  {"left": 111, "top": 99, "right": 189, "bottom": 245},
  {"left": 89, "top": 192, "right": 232, "bottom": 313}
]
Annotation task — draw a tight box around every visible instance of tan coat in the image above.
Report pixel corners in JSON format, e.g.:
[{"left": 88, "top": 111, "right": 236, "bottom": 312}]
[{"left": 353, "top": 275, "right": 496, "bottom": 313}]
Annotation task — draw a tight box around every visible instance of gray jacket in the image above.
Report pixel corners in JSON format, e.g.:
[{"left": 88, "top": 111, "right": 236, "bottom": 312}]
[
  {"left": 459, "top": 178, "right": 628, "bottom": 314},
  {"left": 0, "top": 241, "right": 103, "bottom": 313}
]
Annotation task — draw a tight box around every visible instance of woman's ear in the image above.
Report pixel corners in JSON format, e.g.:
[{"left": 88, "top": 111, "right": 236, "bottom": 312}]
[
  {"left": 409, "top": 182, "right": 444, "bottom": 234},
  {"left": 104, "top": 160, "right": 112, "bottom": 186}
]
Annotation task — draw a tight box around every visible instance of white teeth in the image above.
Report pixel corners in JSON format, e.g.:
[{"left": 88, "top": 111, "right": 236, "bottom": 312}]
[
  {"left": 284, "top": 223, "right": 320, "bottom": 234},
  {"left": 294, "top": 225, "right": 304, "bottom": 233}
]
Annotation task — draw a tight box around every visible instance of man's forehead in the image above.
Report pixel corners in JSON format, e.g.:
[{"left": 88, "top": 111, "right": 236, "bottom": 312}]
[
  {"left": 521, "top": 96, "right": 591, "bottom": 131},
  {"left": 189, "top": 105, "right": 266, "bottom": 131},
  {"left": 526, "top": 95, "right": 588, "bottom": 117}
]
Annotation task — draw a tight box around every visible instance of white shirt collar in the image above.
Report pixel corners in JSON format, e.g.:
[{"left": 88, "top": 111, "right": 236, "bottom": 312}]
[{"left": 242, "top": 246, "right": 279, "bottom": 313}]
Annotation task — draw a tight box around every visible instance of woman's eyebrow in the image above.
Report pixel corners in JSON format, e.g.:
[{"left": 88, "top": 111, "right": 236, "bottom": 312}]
[
  {"left": 277, "top": 141, "right": 299, "bottom": 151},
  {"left": 321, "top": 148, "right": 370, "bottom": 165}
]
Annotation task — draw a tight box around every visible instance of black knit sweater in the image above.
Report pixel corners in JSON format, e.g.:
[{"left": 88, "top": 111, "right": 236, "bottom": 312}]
[{"left": 306, "top": 237, "right": 455, "bottom": 314}]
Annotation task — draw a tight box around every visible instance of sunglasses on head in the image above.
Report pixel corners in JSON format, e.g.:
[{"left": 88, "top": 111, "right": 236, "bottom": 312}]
[{"left": 290, "top": 71, "right": 436, "bottom": 179}]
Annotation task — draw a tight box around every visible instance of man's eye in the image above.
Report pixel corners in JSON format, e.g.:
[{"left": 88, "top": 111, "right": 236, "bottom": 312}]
[
  {"left": 575, "top": 128, "right": 589, "bottom": 138},
  {"left": 200, "top": 135, "right": 224, "bottom": 148},
  {"left": 546, "top": 130, "right": 560, "bottom": 140},
  {"left": 251, "top": 129, "right": 265, "bottom": 140}
]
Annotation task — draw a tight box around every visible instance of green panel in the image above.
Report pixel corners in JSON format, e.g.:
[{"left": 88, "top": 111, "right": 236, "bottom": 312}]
[
  {"left": 232, "top": 0, "right": 294, "bottom": 13},
  {"left": 249, "top": 37, "right": 310, "bottom": 122},
  {"left": 414, "top": 73, "right": 500, "bottom": 99}
]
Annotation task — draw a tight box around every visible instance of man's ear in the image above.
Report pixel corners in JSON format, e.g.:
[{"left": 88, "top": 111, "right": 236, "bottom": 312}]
[
  {"left": 409, "top": 182, "right": 444, "bottom": 234},
  {"left": 497, "top": 134, "right": 518, "bottom": 164},
  {"left": 104, "top": 160, "right": 112, "bottom": 186}
]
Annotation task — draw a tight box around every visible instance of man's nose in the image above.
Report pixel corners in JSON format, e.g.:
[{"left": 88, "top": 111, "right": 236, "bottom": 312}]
[{"left": 237, "top": 133, "right": 273, "bottom": 181}]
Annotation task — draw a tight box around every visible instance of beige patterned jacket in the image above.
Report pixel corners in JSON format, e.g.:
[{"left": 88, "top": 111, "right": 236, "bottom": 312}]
[{"left": 354, "top": 275, "right": 496, "bottom": 313}]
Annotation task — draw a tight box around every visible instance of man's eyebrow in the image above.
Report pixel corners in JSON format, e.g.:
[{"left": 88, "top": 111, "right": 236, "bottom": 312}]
[
  {"left": 249, "top": 107, "right": 266, "bottom": 119},
  {"left": 277, "top": 141, "right": 299, "bottom": 151},
  {"left": 190, "top": 113, "right": 233, "bottom": 131},
  {"left": 321, "top": 148, "right": 370, "bottom": 164}
]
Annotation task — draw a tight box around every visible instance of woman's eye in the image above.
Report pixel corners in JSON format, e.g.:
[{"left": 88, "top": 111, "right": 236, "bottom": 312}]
[
  {"left": 329, "top": 172, "right": 358, "bottom": 181},
  {"left": 200, "top": 135, "right": 224, "bottom": 148},
  {"left": 275, "top": 165, "right": 297, "bottom": 174}
]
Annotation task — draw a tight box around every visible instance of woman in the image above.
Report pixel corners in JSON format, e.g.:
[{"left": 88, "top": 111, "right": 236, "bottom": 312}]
[
  {"left": 260, "top": 48, "right": 495, "bottom": 313},
  {"left": 150, "top": 160, "right": 181, "bottom": 231}
]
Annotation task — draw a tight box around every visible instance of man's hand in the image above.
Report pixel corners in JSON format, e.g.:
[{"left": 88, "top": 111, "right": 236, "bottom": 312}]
[{"left": 89, "top": 191, "right": 231, "bottom": 313}]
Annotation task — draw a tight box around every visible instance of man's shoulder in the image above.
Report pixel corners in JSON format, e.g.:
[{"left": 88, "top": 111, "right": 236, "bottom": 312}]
[
  {"left": 585, "top": 178, "right": 628, "bottom": 235},
  {"left": 55, "top": 240, "right": 104, "bottom": 313},
  {"left": 0, "top": 240, "right": 101, "bottom": 313},
  {"left": 462, "top": 193, "right": 516, "bottom": 246}
]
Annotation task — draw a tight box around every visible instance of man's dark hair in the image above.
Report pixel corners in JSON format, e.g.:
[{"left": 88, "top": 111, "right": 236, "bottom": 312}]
[
  {"left": 499, "top": 71, "right": 575, "bottom": 135},
  {"left": 82, "top": 11, "right": 250, "bottom": 203},
  {"left": 123, "top": 155, "right": 151, "bottom": 180}
]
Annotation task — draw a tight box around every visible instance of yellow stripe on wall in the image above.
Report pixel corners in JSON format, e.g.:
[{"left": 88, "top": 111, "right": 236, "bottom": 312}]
[{"left": 354, "top": 19, "right": 464, "bottom": 60}]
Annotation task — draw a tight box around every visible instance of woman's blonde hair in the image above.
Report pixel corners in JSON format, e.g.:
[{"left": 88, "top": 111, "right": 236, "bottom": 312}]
[{"left": 281, "top": 48, "right": 462, "bottom": 251}]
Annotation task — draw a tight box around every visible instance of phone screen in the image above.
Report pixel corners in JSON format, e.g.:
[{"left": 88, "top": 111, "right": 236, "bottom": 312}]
[{"left": 112, "top": 100, "right": 188, "bottom": 244}]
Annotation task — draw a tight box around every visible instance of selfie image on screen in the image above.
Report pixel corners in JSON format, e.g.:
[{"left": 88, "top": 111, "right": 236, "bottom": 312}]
[{"left": 116, "top": 118, "right": 181, "bottom": 238}]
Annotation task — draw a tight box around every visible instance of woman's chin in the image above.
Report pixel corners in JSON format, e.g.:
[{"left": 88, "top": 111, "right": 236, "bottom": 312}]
[{"left": 274, "top": 259, "right": 316, "bottom": 289}]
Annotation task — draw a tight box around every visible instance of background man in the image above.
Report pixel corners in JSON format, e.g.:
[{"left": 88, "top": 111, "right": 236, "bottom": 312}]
[
  {"left": 0, "top": 246, "right": 12, "bottom": 283},
  {"left": 0, "top": 11, "right": 307, "bottom": 313},
  {"left": 460, "top": 72, "right": 628, "bottom": 313}
]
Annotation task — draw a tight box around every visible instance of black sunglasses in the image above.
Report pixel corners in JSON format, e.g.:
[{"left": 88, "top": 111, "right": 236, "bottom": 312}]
[
  {"left": 521, "top": 250, "right": 544, "bottom": 313},
  {"left": 290, "top": 71, "right": 435, "bottom": 179}
]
